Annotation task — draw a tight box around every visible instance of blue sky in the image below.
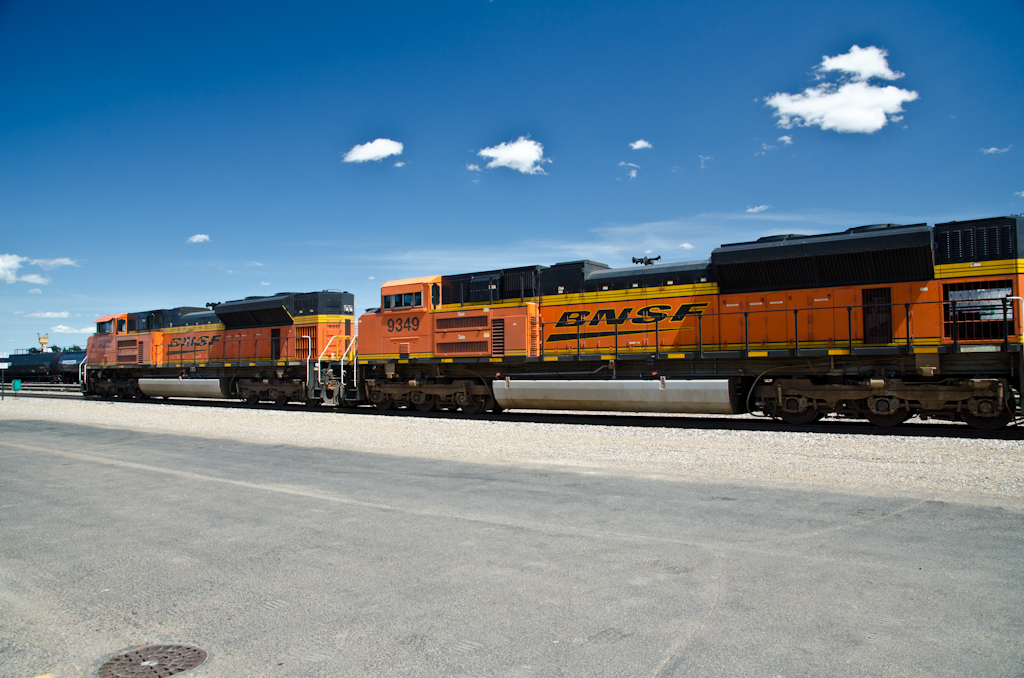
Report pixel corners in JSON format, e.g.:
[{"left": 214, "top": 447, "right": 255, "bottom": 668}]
[{"left": 2, "top": 1, "right": 1022, "bottom": 351}]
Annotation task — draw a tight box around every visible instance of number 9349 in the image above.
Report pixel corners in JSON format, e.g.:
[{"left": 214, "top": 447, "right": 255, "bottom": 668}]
[{"left": 387, "top": 317, "right": 420, "bottom": 332}]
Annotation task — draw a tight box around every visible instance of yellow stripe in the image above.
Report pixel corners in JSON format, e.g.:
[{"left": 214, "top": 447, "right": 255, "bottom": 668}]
[
  {"left": 934, "top": 258, "right": 1023, "bottom": 278},
  {"left": 747, "top": 350, "right": 768, "bottom": 357},
  {"left": 543, "top": 356, "right": 559, "bottom": 361},
  {"left": 913, "top": 347, "right": 939, "bottom": 353},
  {"left": 441, "top": 358, "right": 453, "bottom": 363},
  {"left": 542, "top": 285, "right": 719, "bottom": 307},
  {"left": 292, "top": 314, "right": 354, "bottom": 324},
  {"left": 827, "top": 349, "right": 849, "bottom": 355}
]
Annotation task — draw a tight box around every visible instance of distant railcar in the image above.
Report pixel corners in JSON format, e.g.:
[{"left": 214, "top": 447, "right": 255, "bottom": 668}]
[{"left": 3, "top": 350, "right": 86, "bottom": 383}]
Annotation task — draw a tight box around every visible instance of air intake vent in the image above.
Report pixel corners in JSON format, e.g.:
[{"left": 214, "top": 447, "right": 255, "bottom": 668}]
[
  {"left": 437, "top": 341, "right": 489, "bottom": 354},
  {"left": 437, "top": 316, "right": 488, "bottom": 330},
  {"left": 935, "top": 217, "right": 1019, "bottom": 264},
  {"left": 491, "top": 318, "right": 505, "bottom": 356}
]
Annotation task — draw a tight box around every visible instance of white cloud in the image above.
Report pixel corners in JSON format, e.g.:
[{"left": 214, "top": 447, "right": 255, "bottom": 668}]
[
  {"left": 629, "top": 139, "right": 653, "bottom": 150},
  {"left": 187, "top": 234, "right": 210, "bottom": 243},
  {"left": 260, "top": 281, "right": 270, "bottom": 286},
  {"left": 979, "top": 146, "right": 1011, "bottom": 154},
  {"left": 765, "top": 45, "right": 918, "bottom": 134},
  {"left": 477, "top": 136, "right": 551, "bottom": 175},
  {"left": 746, "top": 205, "right": 771, "bottom": 213},
  {"left": 0, "top": 254, "right": 27, "bottom": 283},
  {"left": 618, "top": 161, "right": 639, "bottom": 179},
  {"left": 394, "top": 161, "right": 405, "bottom": 167},
  {"left": 342, "top": 138, "right": 404, "bottom": 163},
  {"left": 755, "top": 143, "right": 777, "bottom": 156},
  {"left": 778, "top": 135, "right": 793, "bottom": 145},
  {"left": 466, "top": 163, "right": 481, "bottom": 172},
  {"left": 368, "top": 276, "right": 375, "bottom": 280},
  {"left": 698, "top": 155, "right": 712, "bottom": 169},
  {"left": 26, "top": 311, "right": 69, "bottom": 318},
  {"left": 246, "top": 261, "right": 262, "bottom": 267},
  {"left": 50, "top": 325, "right": 94, "bottom": 334},
  {"left": 2, "top": 254, "right": 76, "bottom": 284},
  {"left": 680, "top": 242, "right": 694, "bottom": 250},
  {"left": 29, "top": 288, "right": 41, "bottom": 294},
  {"left": 1015, "top": 190, "right": 1024, "bottom": 197},
  {"left": 818, "top": 45, "right": 904, "bottom": 82},
  {"left": 30, "top": 257, "right": 77, "bottom": 270}
]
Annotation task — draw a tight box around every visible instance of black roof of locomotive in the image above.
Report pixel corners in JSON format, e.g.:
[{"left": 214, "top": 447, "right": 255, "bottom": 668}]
[
  {"left": 585, "top": 260, "right": 712, "bottom": 292},
  {"left": 213, "top": 290, "right": 354, "bottom": 328},
  {"left": 710, "top": 222, "right": 935, "bottom": 293}
]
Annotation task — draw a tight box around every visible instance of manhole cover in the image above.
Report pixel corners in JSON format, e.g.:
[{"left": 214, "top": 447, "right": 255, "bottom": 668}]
[{"left": 98, "top": 644, "right": 208, "bottom": 678}]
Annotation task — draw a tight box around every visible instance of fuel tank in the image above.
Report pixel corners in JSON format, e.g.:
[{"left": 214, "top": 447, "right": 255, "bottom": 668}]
[
  {"left": 492, "top": 378, "right": 739, "bottom": 414},
  {"left": 138, "top": 378, "right": 231, "bottom": 399}
]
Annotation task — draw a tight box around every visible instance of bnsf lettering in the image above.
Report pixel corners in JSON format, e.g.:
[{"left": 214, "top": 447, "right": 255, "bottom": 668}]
[
  {"left": 556, "top": 303, "right": 707, "bottom": 327},
  {"left": 168, "top": 334, "right": 222, "bottom": 348}
]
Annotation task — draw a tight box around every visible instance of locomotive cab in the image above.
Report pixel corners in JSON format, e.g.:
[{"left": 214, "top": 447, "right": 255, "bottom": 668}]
[{"left": 374, "top": 276, "right": 440, "bottom": 359}]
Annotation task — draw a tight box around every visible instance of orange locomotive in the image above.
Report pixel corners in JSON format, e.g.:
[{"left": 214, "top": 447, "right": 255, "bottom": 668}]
[
  {"left": 358, "top": 216, "right": 1023, "bottom": 428},
  {"left": 84, "top": 291, "right": 356, "bottom": 405}
]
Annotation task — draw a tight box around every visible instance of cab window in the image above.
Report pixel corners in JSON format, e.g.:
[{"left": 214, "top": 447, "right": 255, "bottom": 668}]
[
  {"left": 382, "top": 292, "right": 422, "bottom": 309},
  {"left": 117, "top": 319, "right": 126, "bottom": 333},
  {"left": 97, "top": 321, "right": 112, "bottom": 334}
]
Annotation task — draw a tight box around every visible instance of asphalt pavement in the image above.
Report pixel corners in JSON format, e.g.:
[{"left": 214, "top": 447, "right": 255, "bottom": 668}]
[{"left": 1, "top": 418, "right": 1021, "bottom": 677}]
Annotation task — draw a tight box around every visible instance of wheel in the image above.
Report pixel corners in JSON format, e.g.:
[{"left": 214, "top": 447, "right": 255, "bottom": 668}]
[
  {"left": 777, "top": 408, "right": 822, "bottom": 425},
  {"left": 961, "top": 408, "right": 1014, "bottom": 430},
  {"left": 413, "top": 395, "right": 436, "bottom": 412},
  {"left": 304, "top": 398, "right": 320, "bottom": 408},
  {"left": 373, "top": 395, "right": 394, "bottom": 411},
  {"left": 245, "top": 392, "right": 259, "bottom": 406},
  {"left": 460, "top": 396, "right": 485, "bottom": 415},
  {"left": 274, "top": 396, "right": 289, "bottom": 406},
  {"left": 864, "top": 410, "right": 911, "bottom": 427}
]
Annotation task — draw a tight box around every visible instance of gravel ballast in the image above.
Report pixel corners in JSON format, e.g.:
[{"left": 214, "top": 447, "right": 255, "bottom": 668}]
[{"left": 2, "top": 398, "right": 1021, "bottom": 504}]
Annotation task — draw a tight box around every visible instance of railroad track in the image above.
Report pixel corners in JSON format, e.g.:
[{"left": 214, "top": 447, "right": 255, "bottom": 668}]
[
  {"left": 0, "top": 383, "right": 83, "bottom": 399},
  {"left": 7, "top": 382, "right": 1022, "bottom": 439}
]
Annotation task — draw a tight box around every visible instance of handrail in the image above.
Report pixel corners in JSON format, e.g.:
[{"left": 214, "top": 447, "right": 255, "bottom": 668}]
[
  {"left": 316, "top": 334, "right": 343, "bottom": 366},
  {"left": 536, "top": 296, "right": 1019, "bottom": 356}
]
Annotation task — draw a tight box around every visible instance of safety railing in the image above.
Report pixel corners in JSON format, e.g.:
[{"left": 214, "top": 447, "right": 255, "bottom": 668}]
[
  {"left": 157, "top": 336, "right": 304, "bottom": 367},
  {"left": 537, "top": 297, "right": 1021, "bottom": 358}
]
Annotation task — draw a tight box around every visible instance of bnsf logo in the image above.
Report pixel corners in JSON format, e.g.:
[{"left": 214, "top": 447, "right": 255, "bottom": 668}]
[
  {"left": 547, "top": 303, "right": 709, "bottom": 343},
  {"left": 555, "top": 303, "right": 708, "bottom": 327},
  {"left": 168, "top": 335, "right": 222, "bottom": 348}
]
